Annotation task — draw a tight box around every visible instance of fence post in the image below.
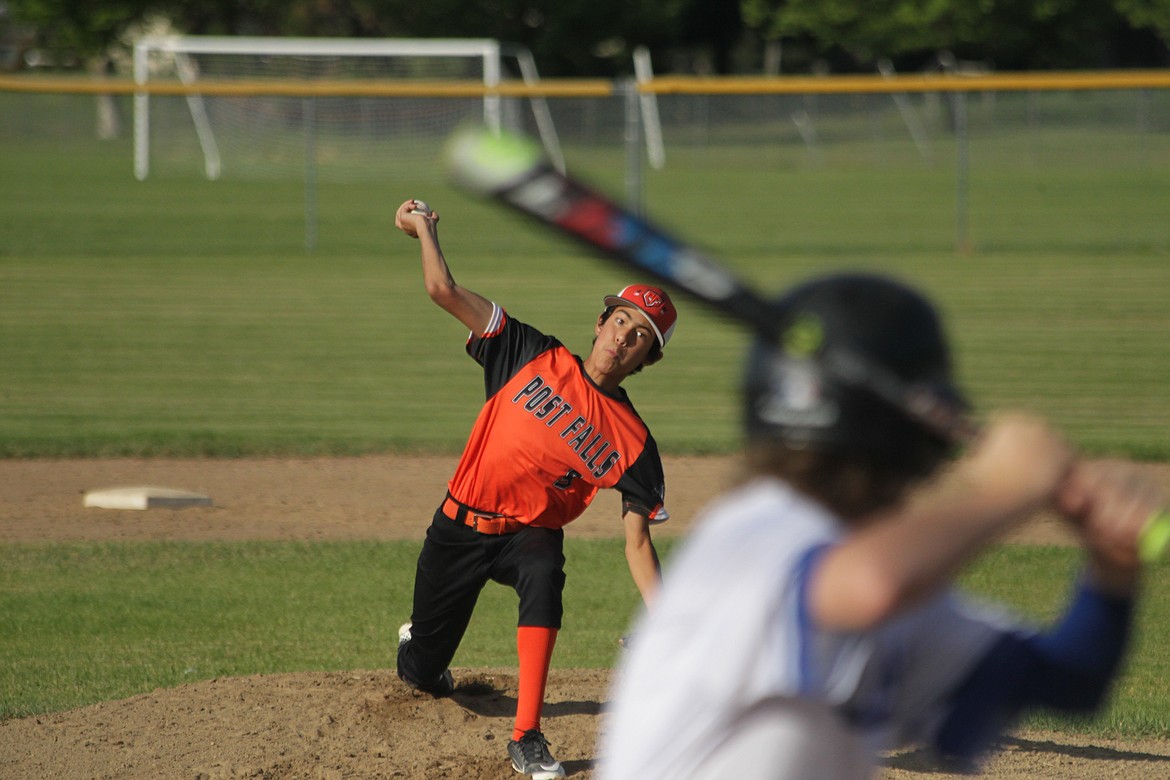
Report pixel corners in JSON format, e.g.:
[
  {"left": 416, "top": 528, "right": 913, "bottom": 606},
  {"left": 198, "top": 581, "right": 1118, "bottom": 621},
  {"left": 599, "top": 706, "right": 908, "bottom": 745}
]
[
  {"left": 133, "top": 40, "right": 149, "bottom": 181},
  {"left": 621, "top": 78, "right": 645, "bottom": 216},
  {"left": 303, "top": 96, "right": 318, "bottom": 254},
  {"left": 952, "top": 89, "right": 971, "bottom": 254}
]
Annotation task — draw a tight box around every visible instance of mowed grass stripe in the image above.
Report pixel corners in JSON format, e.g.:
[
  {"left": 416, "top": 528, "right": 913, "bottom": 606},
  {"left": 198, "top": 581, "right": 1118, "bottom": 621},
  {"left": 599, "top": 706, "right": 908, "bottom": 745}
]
[{"left": 1, "top": 541, "right": 1166, "bottom": 735}]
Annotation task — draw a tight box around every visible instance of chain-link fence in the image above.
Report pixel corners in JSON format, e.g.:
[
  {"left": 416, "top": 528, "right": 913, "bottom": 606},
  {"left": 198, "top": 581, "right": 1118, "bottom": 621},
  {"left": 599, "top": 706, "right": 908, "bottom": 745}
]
[{"left": 7, "top": 71, "right": 1167, "bottom": 255}]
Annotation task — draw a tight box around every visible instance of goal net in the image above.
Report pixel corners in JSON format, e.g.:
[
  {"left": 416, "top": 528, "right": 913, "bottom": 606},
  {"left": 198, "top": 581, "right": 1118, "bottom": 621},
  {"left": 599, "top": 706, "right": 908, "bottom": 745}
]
[{"left": 132, "top": 36, "right": 564, "bottom": 182}]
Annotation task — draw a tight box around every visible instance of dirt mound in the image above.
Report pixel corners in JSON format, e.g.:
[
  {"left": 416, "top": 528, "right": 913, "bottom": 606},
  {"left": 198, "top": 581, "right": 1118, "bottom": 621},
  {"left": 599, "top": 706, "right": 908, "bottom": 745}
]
[
  {"left": 4, "top": 666, "right": 1169, "bottom": 779},
  {"left": 0, "top": 668, "right": 610, "bottom": 779}
]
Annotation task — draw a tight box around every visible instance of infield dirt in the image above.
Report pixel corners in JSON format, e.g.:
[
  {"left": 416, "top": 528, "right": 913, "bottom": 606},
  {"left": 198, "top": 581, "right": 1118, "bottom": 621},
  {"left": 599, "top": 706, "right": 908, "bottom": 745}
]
[{"left": 1, "top": 455, "right": 1168, "bottom": 779}]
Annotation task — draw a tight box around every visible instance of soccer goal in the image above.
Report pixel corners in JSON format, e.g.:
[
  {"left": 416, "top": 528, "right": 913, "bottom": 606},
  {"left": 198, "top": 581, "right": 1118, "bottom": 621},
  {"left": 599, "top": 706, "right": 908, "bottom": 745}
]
[{"left": 132, "top": 36, "right": 565, "bottom": 183}]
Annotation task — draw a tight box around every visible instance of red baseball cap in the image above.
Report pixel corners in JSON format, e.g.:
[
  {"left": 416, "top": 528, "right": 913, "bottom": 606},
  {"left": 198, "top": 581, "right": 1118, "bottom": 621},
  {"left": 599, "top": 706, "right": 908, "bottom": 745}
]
[{"left": 603, "top": 284, "right": 677, "bottom": 348}]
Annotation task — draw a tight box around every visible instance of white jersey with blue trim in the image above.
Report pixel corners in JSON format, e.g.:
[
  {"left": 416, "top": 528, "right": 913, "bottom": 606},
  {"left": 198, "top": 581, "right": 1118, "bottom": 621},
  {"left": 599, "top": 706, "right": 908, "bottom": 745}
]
[{"left": 598, "top": 476, "right": 1019, "bottom": 780}]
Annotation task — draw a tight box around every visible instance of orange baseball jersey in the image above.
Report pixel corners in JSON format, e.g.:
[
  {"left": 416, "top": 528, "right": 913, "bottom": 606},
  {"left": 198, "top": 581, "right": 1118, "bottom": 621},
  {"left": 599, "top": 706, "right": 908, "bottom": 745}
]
[{"left": 446, "top": 304, "right": 667, "bottom": 529}]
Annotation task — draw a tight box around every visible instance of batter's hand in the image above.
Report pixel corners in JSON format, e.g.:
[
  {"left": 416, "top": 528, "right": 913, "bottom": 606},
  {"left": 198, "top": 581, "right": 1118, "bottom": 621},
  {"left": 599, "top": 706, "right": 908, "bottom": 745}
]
[
  {"left": 395, "top": 199, "right": 438, "bottom": 239},
  {"left": 1058, "top": 459, "right": 1165, "bottom": 580},
  {"left": 965, "top": 414, "right": 1075, "bottom": 515}
]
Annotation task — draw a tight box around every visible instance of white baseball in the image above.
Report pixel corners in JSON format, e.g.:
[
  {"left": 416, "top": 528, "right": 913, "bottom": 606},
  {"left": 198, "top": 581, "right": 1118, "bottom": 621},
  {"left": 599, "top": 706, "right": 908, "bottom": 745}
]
[{"left": 410, "top": 200, "right": 431, "bottom": 216}]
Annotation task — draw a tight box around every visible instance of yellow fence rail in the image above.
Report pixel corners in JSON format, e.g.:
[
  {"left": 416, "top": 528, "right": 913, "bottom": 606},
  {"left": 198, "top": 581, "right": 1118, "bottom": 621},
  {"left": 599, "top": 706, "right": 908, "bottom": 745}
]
[{"left": 2, "top": 70, "right": 1170, "bottom": 97}]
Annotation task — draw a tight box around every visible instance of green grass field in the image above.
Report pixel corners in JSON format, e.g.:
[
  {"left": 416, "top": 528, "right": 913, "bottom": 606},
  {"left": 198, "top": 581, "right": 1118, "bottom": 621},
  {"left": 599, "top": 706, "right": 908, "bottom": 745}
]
[
  {"left": 2, "top": 541, "right": 1167, "bottom": 735},
  {"left": 2, "top": 95, "right": 1169, "bottom": 737},
  {"left": 2, "top": 131, "right": 1169, "bottom": 458}
]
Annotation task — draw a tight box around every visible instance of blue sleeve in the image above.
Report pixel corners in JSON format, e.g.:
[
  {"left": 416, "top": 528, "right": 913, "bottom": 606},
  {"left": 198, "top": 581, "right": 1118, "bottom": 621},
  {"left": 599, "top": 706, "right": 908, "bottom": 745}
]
[{"left": 932, "top": 577, "right": 1134, "bottom": 763}]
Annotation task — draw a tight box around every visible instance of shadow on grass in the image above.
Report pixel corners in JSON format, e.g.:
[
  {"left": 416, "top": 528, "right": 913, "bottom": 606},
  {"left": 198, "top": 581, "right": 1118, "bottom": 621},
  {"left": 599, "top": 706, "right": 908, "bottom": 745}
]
[{"left": 883, "top": 734, "right": 1170, "bottom": 774}]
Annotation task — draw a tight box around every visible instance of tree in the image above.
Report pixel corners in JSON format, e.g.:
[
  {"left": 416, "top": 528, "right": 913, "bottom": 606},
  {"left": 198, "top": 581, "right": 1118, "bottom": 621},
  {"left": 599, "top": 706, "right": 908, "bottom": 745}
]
[
  {"left": 740, "top": 0, "right": 1167, "bottom": 71},
  {"left": 161, "top": 0, "right": 739, "bottom": 76},
  {"left": 5, "top": 0, "right": 1166, "bottom": 82},
  {"left": 351, "top": 0, "right": 697, "bottom": 77},
  {"left": 1115, "top": 0, "right": 1170, "bottom": 57},
  {"left": 7, "top": 0, "right": 157, "bottom": 65},
  {"left": 7, "top": 0, "right": 165, "bottom": 138}
]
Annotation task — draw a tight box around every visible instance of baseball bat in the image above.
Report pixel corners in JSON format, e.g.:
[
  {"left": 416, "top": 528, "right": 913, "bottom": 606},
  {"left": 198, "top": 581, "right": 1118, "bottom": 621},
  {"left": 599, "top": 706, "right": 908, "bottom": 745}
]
[{"left": 444, "top": 125, "right": 1170, "bottom": 563}]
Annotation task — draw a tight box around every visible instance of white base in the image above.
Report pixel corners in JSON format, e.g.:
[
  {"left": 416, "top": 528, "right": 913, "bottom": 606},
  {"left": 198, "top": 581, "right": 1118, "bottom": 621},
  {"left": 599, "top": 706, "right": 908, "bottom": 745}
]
[{"left": 83, "top": 486, "right": 213, "bottom": 510}]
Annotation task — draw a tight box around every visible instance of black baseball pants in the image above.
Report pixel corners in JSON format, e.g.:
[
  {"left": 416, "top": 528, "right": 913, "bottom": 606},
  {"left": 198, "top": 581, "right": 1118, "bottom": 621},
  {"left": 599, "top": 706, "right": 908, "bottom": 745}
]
[{"left": 397, "top": 507, "right": 566, "bottom": 687}]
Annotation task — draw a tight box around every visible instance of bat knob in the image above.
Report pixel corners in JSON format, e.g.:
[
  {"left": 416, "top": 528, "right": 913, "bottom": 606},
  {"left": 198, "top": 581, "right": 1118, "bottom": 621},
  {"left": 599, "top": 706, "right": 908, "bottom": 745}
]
[{"left": 1140, "top": 510, "right": 1170, "bottom": 562}]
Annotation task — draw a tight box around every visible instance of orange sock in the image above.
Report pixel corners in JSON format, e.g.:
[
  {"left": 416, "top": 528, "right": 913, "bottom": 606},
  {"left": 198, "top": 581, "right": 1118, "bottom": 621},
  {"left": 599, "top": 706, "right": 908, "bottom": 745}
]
[{"left": 513, "top": 625, "right": 558, "bottom": 741}]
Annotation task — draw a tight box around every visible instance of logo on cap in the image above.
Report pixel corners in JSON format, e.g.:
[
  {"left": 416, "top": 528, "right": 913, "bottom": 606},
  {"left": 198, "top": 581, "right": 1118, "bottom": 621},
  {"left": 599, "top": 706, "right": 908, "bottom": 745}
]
[{"left": 641, "top": 289, "right": 664, "bottom": 309}]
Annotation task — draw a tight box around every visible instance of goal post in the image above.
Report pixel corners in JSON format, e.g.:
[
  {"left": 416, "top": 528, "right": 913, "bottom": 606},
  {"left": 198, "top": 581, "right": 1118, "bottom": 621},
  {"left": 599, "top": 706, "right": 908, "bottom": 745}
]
[{"left": 132, "top": 35, "right": 565, "bottom": 182}]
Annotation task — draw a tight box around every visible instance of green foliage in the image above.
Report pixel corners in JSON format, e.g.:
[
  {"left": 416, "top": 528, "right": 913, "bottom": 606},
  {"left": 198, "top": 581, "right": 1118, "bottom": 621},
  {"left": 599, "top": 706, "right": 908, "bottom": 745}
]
[
  {"left": 371, "top": 0, "right": 696, "bottom": 77},
  {"left": 2, "top": 0, "right": 734, "bottom": 77},
  {"left": 3, "top": 0, "right": 1167, "bottom": 75},
  {"left": 1117, "top": 0, "right": 1170, "bottom": 42},
  {"left": 743, "top": 0, "right": 950, "bottom": 58},
  {"left": 6, "top": 0, "right": 157, "bottom": 61},
  {"left": 740, "top": 0, "right": 1152, "bottom": 69}
]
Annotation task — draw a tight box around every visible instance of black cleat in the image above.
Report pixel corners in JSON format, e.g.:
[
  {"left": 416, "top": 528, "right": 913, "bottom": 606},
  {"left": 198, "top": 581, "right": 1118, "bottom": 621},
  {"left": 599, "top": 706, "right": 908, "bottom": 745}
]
[
  {"left": 507, "top": 729, "right": 565, "bottom": 779},
  {"left": 396, "top": 622, "right": 455, "bottom": 697}
]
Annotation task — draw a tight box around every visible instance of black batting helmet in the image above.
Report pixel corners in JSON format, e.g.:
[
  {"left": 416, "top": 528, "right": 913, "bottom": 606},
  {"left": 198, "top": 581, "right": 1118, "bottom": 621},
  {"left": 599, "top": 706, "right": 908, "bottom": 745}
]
[{"left": 744, "top": 273, "right": 966, "bottom": 476}]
